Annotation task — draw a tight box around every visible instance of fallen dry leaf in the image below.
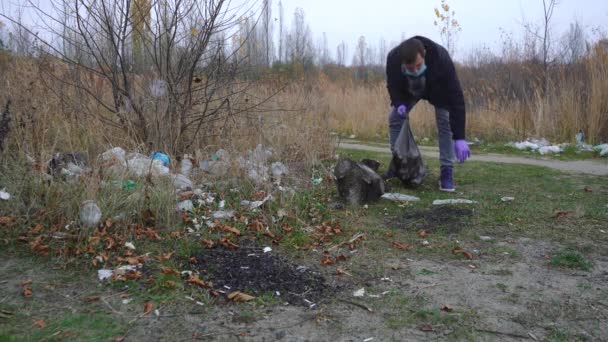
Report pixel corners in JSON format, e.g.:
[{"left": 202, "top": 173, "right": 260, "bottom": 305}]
[
  {"left": 143, "top": 301, "right": 154, "bottom": 315},
  {"left": 111, "top": 337, "right": 125, "bottom": 342},
  {"left": 553, "top": 210, "right": 571, "bottom": 219},
  {"left": 32, "top": 319, "right": 46, "bottom": 328},
  {"left": 163, "top": 281, "right": 177, "bottom": 288},
  {"left": 392, "top": 242, "right": 410, "bottom": 250},
  {"left": 161, "top": 267, "right": 180, "bottom": 276},
  {"left": 420, "top": 324, "right": 434, "bottom": 332},
  {"left": 189, "top": 256, "right": 198, "bottom": 264},
  {"left": 30, "top": 224, "right": 44, "bottom": 235},
  {"left": 128, "top": 271, "right": 143, "bottom": 280},
  {"left": 584, "top": 186, "right": 593, "bottom": 193},
  {"left": 321, "top": 256, "right": 334, "bottom": 265},
  {"left": 85, "top": 296, "right": 101, "bottom": 302},
  {"left": 22, "top": 287, "right": 33, "bottom": 298},
  {"left": 170, "top": 231, "right": 183, "bottom": 238},
  {"left": 21, "top": 280, "right": 33, "bottom": 287},
  {"left": 201, "top": 239, "right": 215, "bottom": 249},
  {"left": 453, "top": 247, "right": 474, "bottom": 260},
  {"left": 159, "top": 252, "right": 174, "bottom": 261},
  {"left": 218, "top": 224, "right": 241, "bottom": 236},
  {"left": 186, "top": 275, "right": 208, "bottom": 288},
  {"left": 252, "top": 191, "right": 267, "bottom": 201},
  {"left": 248, "top": 220, "right": 264, "bottom": 232},
  {"left": 336, "top": 268, "right": 346, "bottom": 275},
  {"left": 419, "top": 230, "right": 428, "bottom": 238},
  {"left": 0, "top": 216, "right": 12, "bottom": 225},
  {"left": 335, "top": 255, "right": 348, "bottom": 262},
  {"left": 441, "top": 304, "right": 454, "bottom": 312},
  {"left": 227, "top": 291, "right": 255, "bottom": 302},
  {"left": 144, "top": 228, "right": 162, "bottom": 240},
  {"left": 219, "top": 238, "right": 239, "bottom": 250}
]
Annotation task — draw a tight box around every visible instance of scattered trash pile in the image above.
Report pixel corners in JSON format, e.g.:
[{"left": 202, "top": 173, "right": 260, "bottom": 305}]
[
  {"left": 26, "top": 144, "right": 291, "bottom": 228},
  {"left": 186, "top": 245, "right": 329, "bottom": 307},
  {"left": 508, "top": 137, "right": 608, "bottom": 156}
]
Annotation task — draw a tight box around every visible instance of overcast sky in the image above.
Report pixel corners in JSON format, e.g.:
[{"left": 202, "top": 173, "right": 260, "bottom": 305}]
[
  {"left": 275, "top": 0, "right": 608, "bottom": 60},
  {"left": 1, "top": 0, "right": 607, "bottom": 62}
]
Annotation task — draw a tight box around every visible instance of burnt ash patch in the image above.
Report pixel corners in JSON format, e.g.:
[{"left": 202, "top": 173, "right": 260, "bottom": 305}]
[
  {"left": 188, "top": 246, "right": 329, "bottom": 306},
  {"left": 387, "top": 206, "right": 474, "bottom": 234}
]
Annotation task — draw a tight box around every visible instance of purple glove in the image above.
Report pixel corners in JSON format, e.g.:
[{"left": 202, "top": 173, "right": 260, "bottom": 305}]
[
  {"left": 397, "top": 104, "right": 407, "bottom": 118},
  {"left": 454, "top": 140, "right": 471, "bottom": 163}
]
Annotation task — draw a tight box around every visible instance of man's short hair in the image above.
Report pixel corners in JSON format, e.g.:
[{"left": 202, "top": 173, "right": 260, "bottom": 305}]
[{"left": 398, "top": 38, "right": 425, "bottom": 64}]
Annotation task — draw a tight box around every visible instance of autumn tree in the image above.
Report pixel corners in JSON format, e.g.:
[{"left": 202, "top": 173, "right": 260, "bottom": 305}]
[{"left": 434, "top": 0, "right": 461, "bottom": 56}]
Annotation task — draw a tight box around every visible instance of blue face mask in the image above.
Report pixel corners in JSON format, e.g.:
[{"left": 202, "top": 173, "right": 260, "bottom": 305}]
[{"left": 402, "top": 63, "right": 427, "bottom": 77}]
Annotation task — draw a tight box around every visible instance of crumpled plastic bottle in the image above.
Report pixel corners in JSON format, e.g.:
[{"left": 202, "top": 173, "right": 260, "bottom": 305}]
[{"left": 80, "top": 200, "right": 102, "bottom": 228}]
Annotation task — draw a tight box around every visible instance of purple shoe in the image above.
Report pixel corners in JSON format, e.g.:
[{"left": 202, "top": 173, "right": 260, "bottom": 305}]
[{"left": 439, "top": 166, "right": 455, "bottom": 192}]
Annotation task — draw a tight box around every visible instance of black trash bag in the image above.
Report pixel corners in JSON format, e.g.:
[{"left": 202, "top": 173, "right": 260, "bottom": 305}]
[
  {"left": 388, "top": 119, "right": 427, "bottom": 186},
  {"left": 334, "top": 158, "right": 385, "bottom": 205}
]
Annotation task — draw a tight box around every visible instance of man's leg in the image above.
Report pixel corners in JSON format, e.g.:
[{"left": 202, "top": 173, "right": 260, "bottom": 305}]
[{"left": 435, "top": 107, "right": 456, "bottom": 192}]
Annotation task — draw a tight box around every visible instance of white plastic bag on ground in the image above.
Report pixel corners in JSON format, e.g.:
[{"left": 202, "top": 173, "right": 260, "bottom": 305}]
[
  {"left": 80, "top": 200, "right": 102, "bottom": 227},
  {"left": 432, "top": 199, "right": 477, "bottom": 205},
  {"left": 538, "top": 145, "right": 562, "bottom": 155},
  {"left": 180, "top": 158, "right": 193, "bottom": 177},
  {"left": 381, "top": 193, "right": 420, "bottom": 202},
  {"left": 171, "top": 174, "right": 193, "bottom": 191}
]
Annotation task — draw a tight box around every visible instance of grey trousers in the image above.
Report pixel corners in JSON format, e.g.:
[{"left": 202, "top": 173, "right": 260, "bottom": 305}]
[{"left": 388, "top": 105, "right": 455, "bottom": 168}]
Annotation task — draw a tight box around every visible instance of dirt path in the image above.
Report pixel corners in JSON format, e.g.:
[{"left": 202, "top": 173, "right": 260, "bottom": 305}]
[{"left": 339, "top": 141, "right": 608, "bottom": 176}]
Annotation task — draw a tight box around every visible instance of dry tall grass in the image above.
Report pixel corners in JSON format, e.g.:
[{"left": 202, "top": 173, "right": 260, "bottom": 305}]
[{"left": 299, "top": 50, "right": 608, "bottom": 144}]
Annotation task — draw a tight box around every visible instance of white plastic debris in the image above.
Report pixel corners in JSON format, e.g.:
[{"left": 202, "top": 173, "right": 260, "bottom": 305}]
[
  {"left": 171, "top": 174, "right": 193, "bottom": 191},
  {"left": 80, "top": 200, "right": 102, "bottom": 228},
  {"left": 511, "top": 138, "right": 550, "bottom": 151},
  {"left": 353, "top": 288, "right": 366, "bottom": 297},
  {"left": 219, "top": 200, "right": 226, "bottom": 208},
  {"left": 180, "top": 157, "right": 193, "bottom": 177},
  {"left": 381, "top": 193, "right": 421, "bottom": 202},
  {"left": 176, "top": 200, "right": 194, "bottom": 212},
  {"left": 124, "top": 242, "right": 136, "bottom": 250},
  {"left": 479, "top": 236, "right": 493, "bottom": 241},
  {"left": 97, "top": 269, "right": 113, "bottom": 281},
  {"left": 127, "top": 156, "right": 169, "bottom": 177},
  {"left": 212, "top": 210, "right": 235, "bottom": 220},
  {"left": 263, "top": 247, "right": 272, "bottom": 253},
  {"left": 122, "top": 299, "right": 133, "bottom": 305},
  {"left": 0, "top": 189, "right": 10, "bottom": 201},
  {"left": 433, "top": 199, "right": 477, "bottom": 205},
  {"left": 363, "top": 338, "right": 374, "bottom": 342},
  {"left": 421, "top": 240, "right": 430, "bottom": 246},
  {"left": 241, "top": 194, "right": 273, "bottom": 210},
  {"left": 538, "top": 145, "right": 562, "bottom": 155},
  {"left": 271, "top": 162, "right": 289, "bottom": 178},
  {"left": 501, "top": 197, "right": 515, "bottom": 202}
]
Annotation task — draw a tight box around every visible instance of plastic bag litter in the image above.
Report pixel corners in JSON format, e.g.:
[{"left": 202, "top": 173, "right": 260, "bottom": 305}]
[
  {"left": 432, "top": 199, "right": 477, "bottom": 205},
  {"left": 80, "top": 200, "right": 102, "bottom": 227},
  {"left": 381, "top": 193, "right": 420, "bottom": 202},
  {"left": 388, "top": 119, "right": 427, "bottom": 186},
  {"left": 171, "top": 174, "right": 193, "bottom": 191},
  {"left": 538, "top": 145, "right": 562, "bottom": 155},
  {"left": 0, "top": 189, "right": 10, "bottom": 201},
  {"left": 176, "top": 200, "right": 194, "bottom": 212}
]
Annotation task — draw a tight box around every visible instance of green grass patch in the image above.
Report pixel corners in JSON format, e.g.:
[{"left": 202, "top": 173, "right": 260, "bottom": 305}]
[
  {"left": 0, "top": 312, "right": 125, "bottom": 342},
  {"left": 550, "top": 249, "right": 593, "bottom": 271}
]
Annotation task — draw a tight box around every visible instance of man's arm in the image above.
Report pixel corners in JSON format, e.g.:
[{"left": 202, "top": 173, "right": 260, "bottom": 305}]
[{"left": 442, "top": 55, "right": 466, "bottom": 140}]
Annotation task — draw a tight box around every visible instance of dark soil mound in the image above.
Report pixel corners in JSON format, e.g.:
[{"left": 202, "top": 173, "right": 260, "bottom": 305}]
[{"left": 188, "top": 246, "right": 329, "bottom": 306}]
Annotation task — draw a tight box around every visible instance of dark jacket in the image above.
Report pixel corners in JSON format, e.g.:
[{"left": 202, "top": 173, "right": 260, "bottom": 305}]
[{"left": 386, "top": 36, "right": 466, "bottom": 140}]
